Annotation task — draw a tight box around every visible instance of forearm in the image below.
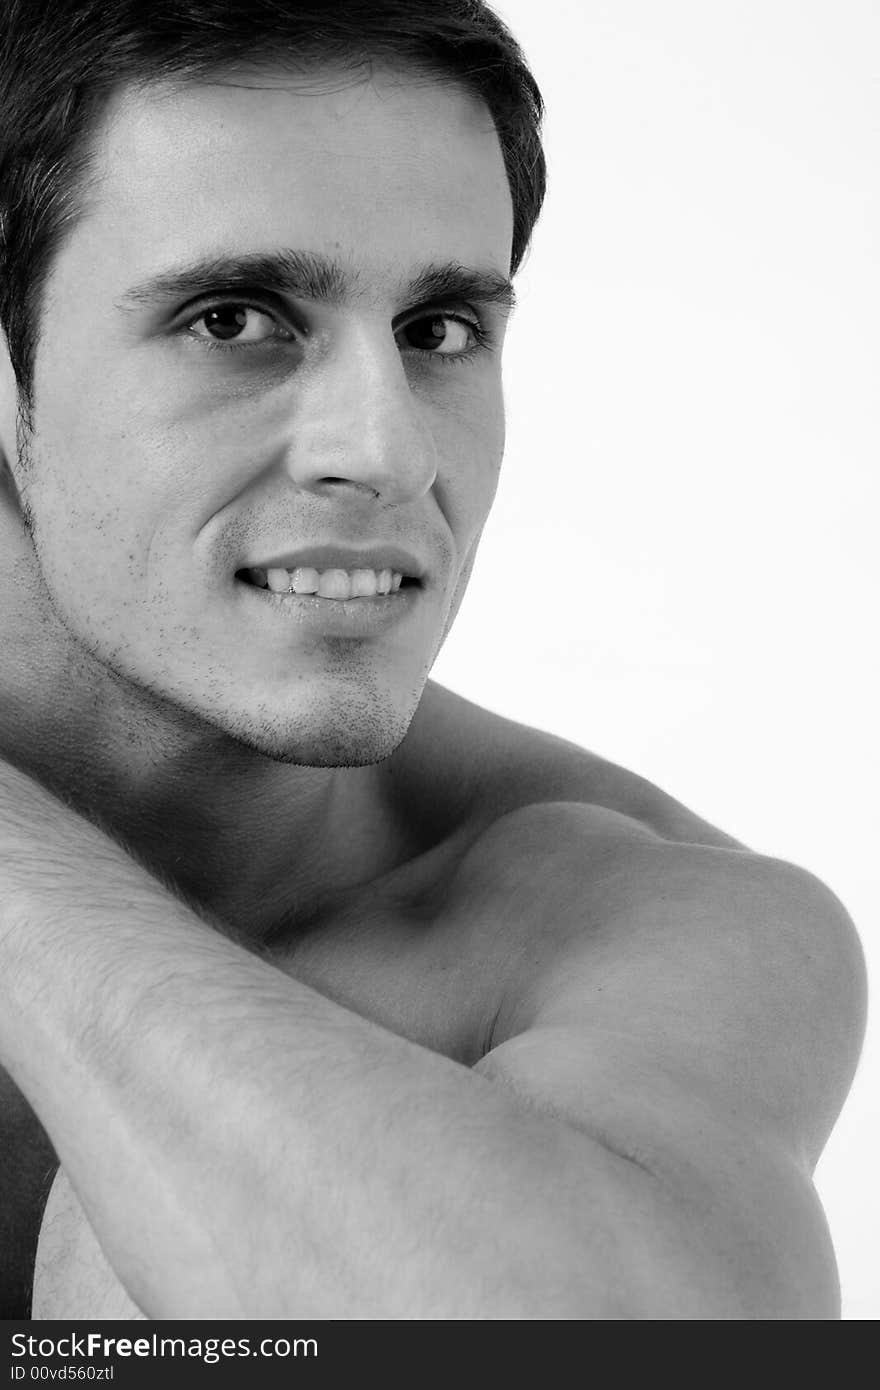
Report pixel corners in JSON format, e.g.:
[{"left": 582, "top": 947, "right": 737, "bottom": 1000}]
[{"left": 0, "top": 764, "right": 650, "bottom": 1319}]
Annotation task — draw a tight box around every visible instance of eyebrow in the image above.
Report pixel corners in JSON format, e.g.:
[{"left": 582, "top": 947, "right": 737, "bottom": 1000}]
[{"left": 115, "top": 249, "right": 517, "bottom": 318}]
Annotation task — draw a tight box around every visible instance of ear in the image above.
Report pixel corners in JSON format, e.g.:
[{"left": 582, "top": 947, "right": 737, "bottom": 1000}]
[{"left": 0, "top": 325, "right": 26, "bottom": 510}]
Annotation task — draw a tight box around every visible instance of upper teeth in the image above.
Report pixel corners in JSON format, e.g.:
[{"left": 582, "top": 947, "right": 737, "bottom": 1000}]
[{"left": 254, "top": 567, "right": 403, "bottom": 598}]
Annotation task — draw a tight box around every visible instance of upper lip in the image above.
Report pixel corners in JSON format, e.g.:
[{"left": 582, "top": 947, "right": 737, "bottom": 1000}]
[{"left": 238, "top": 543, "right": 426, "bottom": 579}]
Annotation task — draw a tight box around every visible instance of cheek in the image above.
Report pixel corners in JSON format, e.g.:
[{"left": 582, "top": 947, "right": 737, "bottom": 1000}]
[
  {"left": 21, "top": 446, "right": 176, "bottom": 649},
  {"left": 32, "top": 336, "right": 204, "bottom": 524},
  {"left": 25, "top": 379, "right": 206, "bottom": 597},
  {"left": 27, "top": 449, "right": 145, "bottom": 592},
  {"left": 432, "top": 395, "right": 504, "bottom": 640},
  {"left": 434, "top": 384, "right": 505, "bottom": 549}
]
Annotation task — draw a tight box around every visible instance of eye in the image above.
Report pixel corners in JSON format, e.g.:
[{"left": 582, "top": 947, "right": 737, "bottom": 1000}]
[
  {"left": 185, "top": 302, "right": 292, "bottom": 348},
  {"left": 397, "top": 313, "right": 488, "bottom": 359},
  {"left": 180, "top": 300, "right": 493, "bottom": 361}
]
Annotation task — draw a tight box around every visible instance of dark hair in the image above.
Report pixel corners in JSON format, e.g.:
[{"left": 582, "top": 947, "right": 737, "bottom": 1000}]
[{"left": 0, "top": 0, "right": 546, "bottom": 427}]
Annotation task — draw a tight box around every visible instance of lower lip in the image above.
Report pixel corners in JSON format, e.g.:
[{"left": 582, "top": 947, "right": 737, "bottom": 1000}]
[{"left": 234, "top": 577, "right": 422, "bottom": 633}]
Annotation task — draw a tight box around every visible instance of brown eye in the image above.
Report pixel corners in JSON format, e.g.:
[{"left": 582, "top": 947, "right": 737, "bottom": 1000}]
[
  {"left": 187, "top": 303, "right": 289, "bottom": 346},
  {"left": 398, "top": 315, "right": 475, "bottom": 355}
]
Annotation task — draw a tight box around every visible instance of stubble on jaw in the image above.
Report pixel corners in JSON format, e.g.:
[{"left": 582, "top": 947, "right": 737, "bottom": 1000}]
[{"left": 5, "top": 459, "right": 429, "bottom": 777}]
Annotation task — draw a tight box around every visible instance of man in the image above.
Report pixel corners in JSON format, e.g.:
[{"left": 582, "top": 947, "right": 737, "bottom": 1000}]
[{"left": 0, "top": 0, "right": 866, "bottom": 1320}]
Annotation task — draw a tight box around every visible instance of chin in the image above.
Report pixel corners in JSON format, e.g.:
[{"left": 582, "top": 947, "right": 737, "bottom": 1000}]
[
  {"left": 259, "top": 725, "right": 407, "bottom": 768},
  {"left": 213, "top": 680, "right": 422, "bottom": 768}
]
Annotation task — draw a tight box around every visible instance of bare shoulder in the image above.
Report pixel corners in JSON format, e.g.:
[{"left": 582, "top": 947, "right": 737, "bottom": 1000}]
[
  {"left": 409, "top": 682, "right": 747, "bottom": 850},
  {"left": 423, "top": 695, "right": 867, "bottom": 1316},
  {"left": 474, "top": 799, "right": 864, "bottom": 1118},
  {"left": 452, "top": 769, "right": 865, "bottom": 1142},
  {"left": 410, "top": 685, "right": 867, "bottom": 1171},
  {"left": 422, "top": 689, "right": 867, "bottom": 1100}
]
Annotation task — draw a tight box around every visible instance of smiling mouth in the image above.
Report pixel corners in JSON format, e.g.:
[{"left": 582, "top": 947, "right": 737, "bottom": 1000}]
[{"left": 236, "top": 565, "right": 419, "bottom": 600}]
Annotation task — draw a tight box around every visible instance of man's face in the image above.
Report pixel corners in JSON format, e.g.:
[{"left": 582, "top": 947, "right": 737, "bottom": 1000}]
[{"left": 15, "top": 62, "right": 513, "bottom": 765}]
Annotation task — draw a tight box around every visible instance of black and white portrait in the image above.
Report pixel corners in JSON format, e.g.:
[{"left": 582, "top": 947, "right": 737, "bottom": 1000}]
[{"left": 0, "top": 0, "right": 873, "bottom": 1328}]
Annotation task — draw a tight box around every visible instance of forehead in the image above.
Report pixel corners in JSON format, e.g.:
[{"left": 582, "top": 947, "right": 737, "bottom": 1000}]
[{"left": 69, "top": 63, "right": 513, "bottom": 303}]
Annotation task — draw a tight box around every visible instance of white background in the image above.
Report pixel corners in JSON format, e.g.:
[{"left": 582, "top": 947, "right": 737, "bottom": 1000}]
[{"left": 432, "top": 0, "right": 878, "bottom": 1318}]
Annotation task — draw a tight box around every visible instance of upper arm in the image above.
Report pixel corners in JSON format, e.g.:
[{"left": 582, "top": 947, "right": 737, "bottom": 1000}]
[{"left": 471, "top": 806, "right": 867, "bottom": 1318}]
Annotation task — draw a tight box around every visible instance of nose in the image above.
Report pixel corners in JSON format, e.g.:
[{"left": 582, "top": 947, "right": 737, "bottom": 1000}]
[{"left": 281, "top": 319, "right": 439, "bottom": 504}]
